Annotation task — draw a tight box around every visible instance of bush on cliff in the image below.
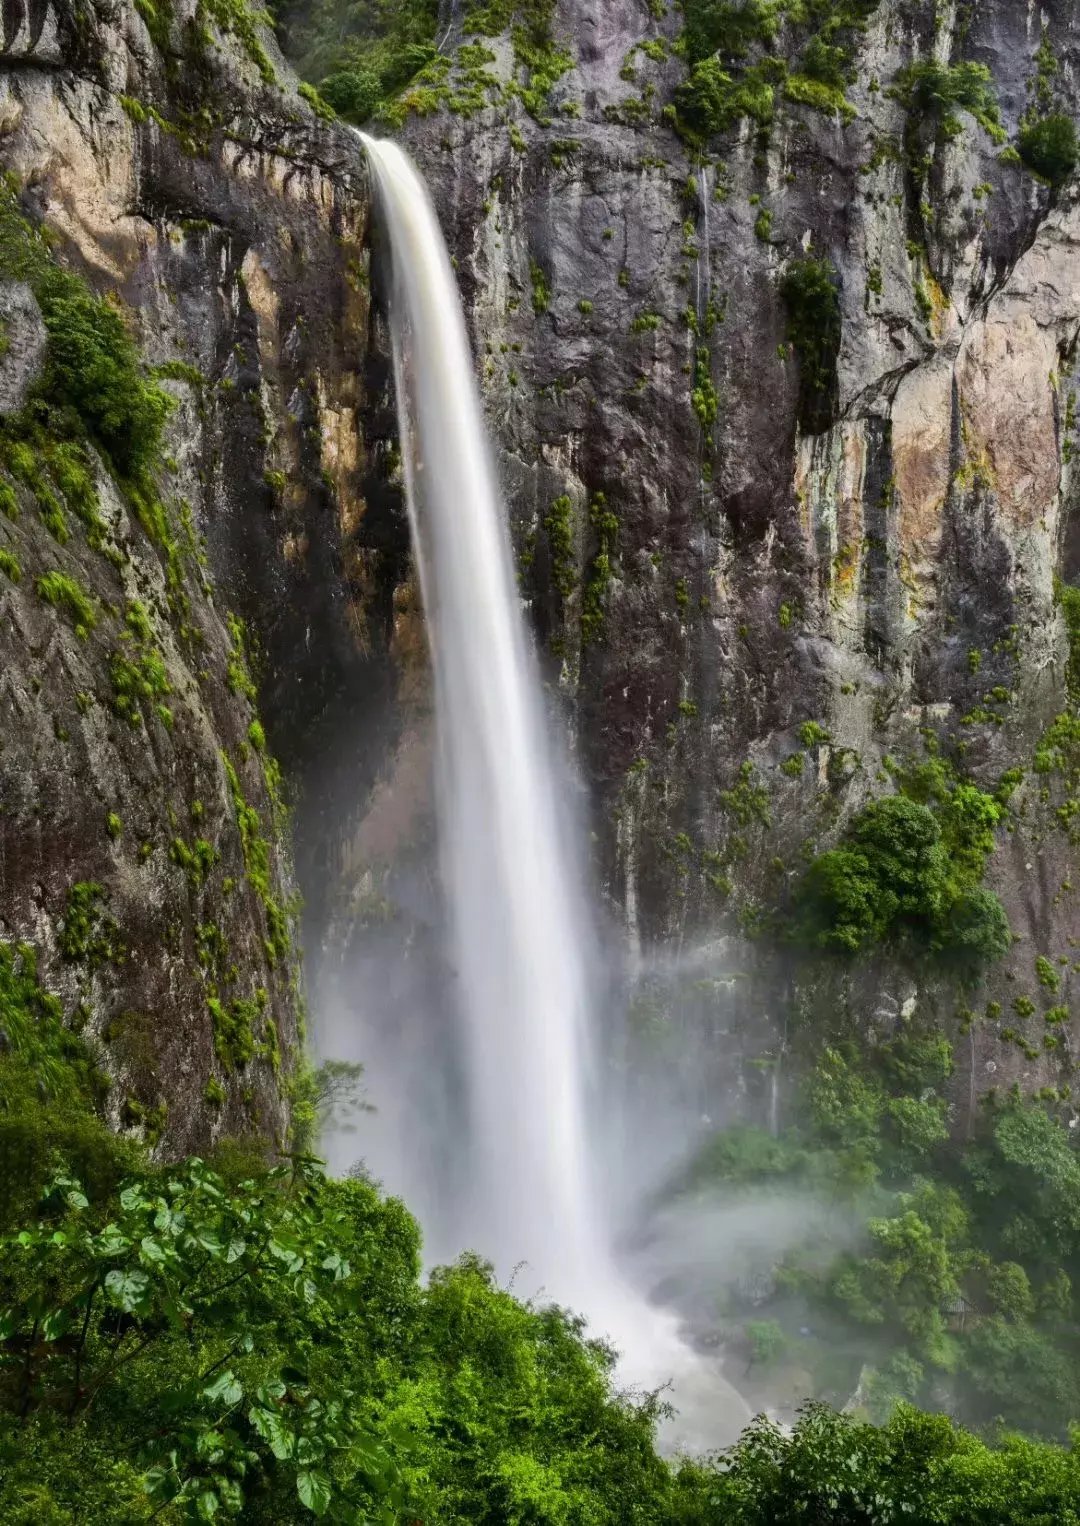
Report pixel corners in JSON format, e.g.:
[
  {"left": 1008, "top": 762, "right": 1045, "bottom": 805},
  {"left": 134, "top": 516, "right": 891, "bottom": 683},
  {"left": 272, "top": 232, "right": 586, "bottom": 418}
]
[
  {"left": 795, "top": 783, "right": 1010, "bottom": 971},
  {"left": 1019, "top": 112, "right": 1079, "bottom": 189}
]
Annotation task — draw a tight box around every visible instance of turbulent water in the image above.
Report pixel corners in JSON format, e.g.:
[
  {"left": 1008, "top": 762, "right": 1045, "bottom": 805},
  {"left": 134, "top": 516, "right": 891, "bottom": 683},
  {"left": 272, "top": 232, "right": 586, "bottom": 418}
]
[{"left": 358, "top": 131, "right": 750, "bottom": 1446}]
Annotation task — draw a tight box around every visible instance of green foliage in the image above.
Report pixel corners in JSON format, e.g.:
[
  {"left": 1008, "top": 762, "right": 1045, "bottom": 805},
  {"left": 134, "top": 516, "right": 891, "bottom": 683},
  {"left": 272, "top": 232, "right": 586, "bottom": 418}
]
[
  {"left": 59, "top": 883, "right": 125, "bottom": 970},
  {"left": 1035, "top": 954, "right": 1061, "bottom": 992},
  {"left": 530, "top": 260, "right": 551, "bottom": 315},
  {"left": 0, "top": 178, "right": 182, "bottom": 576},
  {"left": 703, "top": 1402, "right": 1080, "bottom": 1523},
  {"left": 0, "top": 944, "right": 98, "bottom": 1116},
  {"left": 580, "top": 492, "right": 618, "bottom": 645},
  {"left": 799, "top": 719, "right": 830, "bottom": 747},
  {"left": 795, "top": 780, "right": 1009, "bottom": 972},
  {"left": 1019, "top": 113, "right": 1079, "bottom": 188},
  {"left": 277, "top": 0, "right": 566, "bottom": 128},
  {"left": 1059, "top": 580, "right": 1080, "bottom": 704},
  {"left": 110, "top": 647, "right": 171, "bottom": 725},
  {"left": 35, "top": 571, "right": 97, "bottom": 638},
  {"left": 674, "top": 0, "right": 879, "bottom": 138},
  {"left": 780, "top": 256, "right": 841, "bottom": 434},
  {"left": 204, "top": 1075, "right": 227, "bottom": 1106},
  {"left": 319, "top": 67, "right": 386, "bottom": 120},
  {"left": 675, "top": 55, "right": 777, "bottom": 139},
  {"left": 108, "top": 602, "right": 172, "bottom": 725},
  {"left": 36, "top": 278, "right": 171, "bottom": 480},
  {"left": 208, "top": 989, "right": 264, "bottom": 1070},
  {"left": 0, "top": 942, "right": 136, "bottom": 1232},
  {"left": 225, "top": 611, "right": 258, "bottom": 702},
  {"left": 681, "top": 1003, "right": 1080, "bottom": 1435},
  {"left": 0, "top": 546, "right": 19, "bottom": 582},
  {"left": 278, "top": 0, "right": 440, "bottom": 121},
  {"left": 544, "top": 493, "right": 575, "bottom": 599},
  {"left": 891, "top": 59, "right": 1004, "bottom": 143},
  {"left": 510, "top": 7, "right": 572, "bottom": 120},
  {"left": 222, "top": 755, "right": 290, "bottom": 966},
  {"left": 9, "top": 1143, "right": 1079, "bottom": 1520},
  {"left": 681, "top": 0, "right": 776, "bottom": 67},
  {"left": 170, "top": 835, "right": 221, "bottom": 890},
  {"left": 744, "top": 1317, "right": 787, "bottom": 1369},
  {"left": 691, "top": 344, "right": 719, "bottom": 431},
  {"left": 5, "top": 960, "right": 1080, "bottom": 1508},
  {"left": 0, "top": 1154, "right": 695, "bottom": 1522},
  {"left": 297, "top": 79, "right": 336, "bottom": 118},
  {"left": 940, "top": 887, "right": 1012, "bottom": 970}
]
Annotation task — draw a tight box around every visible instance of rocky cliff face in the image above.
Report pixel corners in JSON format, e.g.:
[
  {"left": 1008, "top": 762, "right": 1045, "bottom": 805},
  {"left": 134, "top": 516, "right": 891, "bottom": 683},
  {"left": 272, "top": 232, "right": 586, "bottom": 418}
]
[
  {"left": 341, "top": 0, "right": 1080, "bottom": 1128},
  {"left": 0, "top": 0, "right": 394, "bottom": 1149},
  {"left": 8, "top": 0, "right": 1080, "bottom": 1153}
]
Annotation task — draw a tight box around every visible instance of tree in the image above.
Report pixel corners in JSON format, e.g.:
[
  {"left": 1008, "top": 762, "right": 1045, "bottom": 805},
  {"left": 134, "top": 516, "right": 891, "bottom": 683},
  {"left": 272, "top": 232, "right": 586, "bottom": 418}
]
[
  {"left": 744, "top": 1319, "right": 787, "bottom": 1373},
  {"left": 1019, "top": 113, "right": 1079, "bottom": 188}
]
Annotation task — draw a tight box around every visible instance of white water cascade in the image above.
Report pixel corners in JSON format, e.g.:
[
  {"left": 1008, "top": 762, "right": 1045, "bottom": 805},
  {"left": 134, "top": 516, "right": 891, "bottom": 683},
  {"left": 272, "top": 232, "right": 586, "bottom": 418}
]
[{"left": 359, "top": 132, "right": 751, "bottom": 1445}]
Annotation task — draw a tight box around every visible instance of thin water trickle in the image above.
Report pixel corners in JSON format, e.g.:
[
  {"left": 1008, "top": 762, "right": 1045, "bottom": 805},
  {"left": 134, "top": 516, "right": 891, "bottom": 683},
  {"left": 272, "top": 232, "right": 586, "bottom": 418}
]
[{"left": 358, "top": 130, "right": 750, "bottom": 1447}]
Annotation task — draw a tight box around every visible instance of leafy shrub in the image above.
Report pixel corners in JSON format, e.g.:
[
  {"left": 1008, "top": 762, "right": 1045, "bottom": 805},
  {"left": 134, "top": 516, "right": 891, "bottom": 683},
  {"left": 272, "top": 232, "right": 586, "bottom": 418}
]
[
  {"left": 1019, "top": 112, "right": 1078, "bottom": 188},
  {"left": 0, "top": 1151, "right": 690, "bottom": 1522},
  {"left": 675, "top": 0, "right": 878, "bottom": 137},
  {"left": 0, "top": 941, "right": 132, "bottom": 1227},
  {"left": 745, "top": 1317, "right": 787, "bottom": 1368},
  {"left": 892, "top": 58, "right": 1004, "bottom": 142},
  {"left": 675, "top": 54, "right": 777, "bottom": 137},
  {"left": 797, "top": 846, "right": 885, "bottom": 952},
  {"left": 275, "top": 0, "right": 439, "bottom": 122},
  {"left": 681, "top": 0, "right": 777, "bottom": 66},
  {"left": 799, "top": 796, "right": 947, "bottom": 950},
  {"left": 795, "top": 789, "right": 1009, "bottom": 968},
  {"left": 940, "top": 887, "right": 1012, "bottom": 969},
  {"left": 36, "top": 275, "right": 171, "bottom": 479},
  {"left": 705, "top": 1402, "right": 1080, "bottom": 1521},
  {"left": 319, "top": 66, "right": 384, "bottom": 120}
]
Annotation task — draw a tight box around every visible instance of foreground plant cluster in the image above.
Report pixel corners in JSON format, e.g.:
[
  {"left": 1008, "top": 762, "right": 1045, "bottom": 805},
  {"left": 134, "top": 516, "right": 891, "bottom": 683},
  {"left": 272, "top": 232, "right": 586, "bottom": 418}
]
[{"left": 1, "top": 946, "right": 1080, "bottom": 1523}]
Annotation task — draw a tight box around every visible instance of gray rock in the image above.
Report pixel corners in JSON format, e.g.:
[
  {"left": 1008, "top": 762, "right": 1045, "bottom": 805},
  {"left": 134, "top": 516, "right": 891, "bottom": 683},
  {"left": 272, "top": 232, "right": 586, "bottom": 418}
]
[{"left": 0, "top": 282, "right": 46, "bottom": 415}]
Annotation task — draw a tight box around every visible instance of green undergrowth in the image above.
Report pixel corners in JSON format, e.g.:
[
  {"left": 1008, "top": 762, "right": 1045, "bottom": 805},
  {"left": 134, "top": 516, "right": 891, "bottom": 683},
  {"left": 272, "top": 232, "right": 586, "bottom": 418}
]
[
  {"left": 35, "top": 570, "right": 98, "bottom": 638},
  {"left": 668, "top": 1012, "right": 1080, "bottom": 1442},
  {"left": 1016, "top": 29, "right": 1078, "bottom": 190},
  {"left": 0, "top": 940, "right": 134, "bottom": 1228},
  {"left": 890, "top": 59, "right": 1004, "bottom": 146},
  {"left": 794, "top": 758, "right": 1010, "bottom": 976},
  {"left": 3, "top": 956, "right": 1080, "bottom": 1517},
  {"left": 581, "top": 492, "right": 618, "bottom": 645},
  {"left": 1020, "top": 112, "right": 1079, "bottom": 188},
  {"left": 1032, "top": 581, "right": 1080, "bottom": 844},
  {"left": 889, "top": 58, "right": 1003, "bottom": 255},
  {"left": 0, "top": 174, "right": 189, "bottom": 590},
  {"left": 60, "top": 882, "right": 127, "bottom": 971},
  {"left": 222, "top": 753, "right": 291, "bottom": 967},
  {"left": 276, "top": 0, "right": 570, "bottom": 130},
  {"left": 110, "top": 600, "right": 173, "bottom": 727},
  {"left": 134, "top": 0, "right": 276, "bottom": 90},
  {"left": 2, "top": 977, "right": 1080, "bottom": 1519},
  {"left": 674, "top": 0, "right": 881, "bottom": 142}
]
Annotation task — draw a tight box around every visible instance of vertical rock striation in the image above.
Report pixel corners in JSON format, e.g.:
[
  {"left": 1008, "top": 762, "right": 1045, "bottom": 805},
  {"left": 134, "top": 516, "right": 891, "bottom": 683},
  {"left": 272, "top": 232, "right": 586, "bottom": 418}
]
[
  {"left": 373, "top": 0, "right": 1080, "bottom": 1120},
  {"left": 0, "top": 0, "right": 397, "bottom": 1148}
]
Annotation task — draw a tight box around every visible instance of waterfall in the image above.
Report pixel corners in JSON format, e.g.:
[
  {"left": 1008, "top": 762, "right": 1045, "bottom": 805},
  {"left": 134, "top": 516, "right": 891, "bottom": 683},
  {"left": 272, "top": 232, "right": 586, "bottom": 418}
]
[
  {"left": 360, "top": 132, "right": 603, "bottom": 1289},
  {"left": 359, "top": 131, "right": 751, "bottom": 1444}
]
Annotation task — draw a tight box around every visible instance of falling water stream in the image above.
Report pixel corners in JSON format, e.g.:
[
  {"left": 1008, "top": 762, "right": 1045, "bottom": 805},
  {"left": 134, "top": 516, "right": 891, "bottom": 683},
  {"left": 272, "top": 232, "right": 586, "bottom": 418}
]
[{"left": 359, "top": 132, "right": 751, "bottom": 1448}]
